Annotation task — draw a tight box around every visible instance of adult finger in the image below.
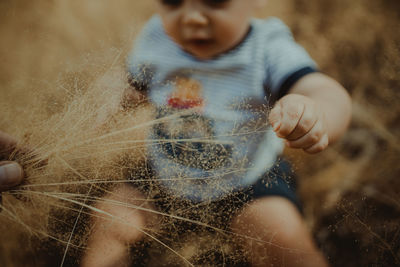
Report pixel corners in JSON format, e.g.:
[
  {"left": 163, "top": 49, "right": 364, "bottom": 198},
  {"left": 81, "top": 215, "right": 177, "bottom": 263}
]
[
  {"left": 0, "top": 161, "right": 24, "bottom": 192},
  {"left": 286, "top": 118, "right": 325, "bottom": 149},
  {"left": 286, "top": 104, "right": 318, "bottom": 141}
]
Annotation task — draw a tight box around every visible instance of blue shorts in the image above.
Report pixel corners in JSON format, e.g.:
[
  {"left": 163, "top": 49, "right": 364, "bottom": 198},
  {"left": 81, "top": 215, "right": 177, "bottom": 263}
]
[{"left": 127, "top": 158, "right": 302, "bottom": 229}]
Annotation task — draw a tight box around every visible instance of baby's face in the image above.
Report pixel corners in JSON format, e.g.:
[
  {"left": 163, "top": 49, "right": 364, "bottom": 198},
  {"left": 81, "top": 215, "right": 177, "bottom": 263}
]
[{"left": 156, "top": 0, "right": 263, "bottom": 60}]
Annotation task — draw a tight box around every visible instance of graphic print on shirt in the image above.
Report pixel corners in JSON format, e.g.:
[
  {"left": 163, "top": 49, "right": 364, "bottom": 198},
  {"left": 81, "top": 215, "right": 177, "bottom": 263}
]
[{"left": 154, "top": 76, "right": 233, "bottom": 171}]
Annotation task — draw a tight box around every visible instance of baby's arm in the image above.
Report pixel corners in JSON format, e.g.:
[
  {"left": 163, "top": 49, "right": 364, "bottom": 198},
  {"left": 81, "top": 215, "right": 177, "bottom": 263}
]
[
  {"left": 121, "top": 86, "right": 147, "bottom": 110},
  {"left": 269, "top": 73, "right": 352, "bottom": 154},
  {"left": 120, "top": 74, "right": 149, "bottom": 111}
]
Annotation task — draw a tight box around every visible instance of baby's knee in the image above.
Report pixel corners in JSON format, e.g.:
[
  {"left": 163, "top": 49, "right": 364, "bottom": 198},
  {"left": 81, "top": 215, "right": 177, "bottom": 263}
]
[
  {"left": 232, "top": 197, "right": 329, "bottom": 267},
  {"left": 232, "top": 196, "right": 308, "bottom": 246},
  {"left": 89, "top": 185, "right": 155, "bottom": 244}
]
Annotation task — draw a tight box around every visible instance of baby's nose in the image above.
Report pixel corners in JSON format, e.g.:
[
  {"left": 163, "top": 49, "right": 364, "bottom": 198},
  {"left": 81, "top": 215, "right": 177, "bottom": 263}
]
[{"left": 182, "top": 9, "right": 208, "bottom": 26}]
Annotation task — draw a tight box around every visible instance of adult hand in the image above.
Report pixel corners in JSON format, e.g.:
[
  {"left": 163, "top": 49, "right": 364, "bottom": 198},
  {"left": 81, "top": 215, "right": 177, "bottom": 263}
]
[
  {"left": 0, "top": 131, "right": 24, "bottom": 192},
  {"left": 269, "top": 94, "right": 329, "bottom": 154}
]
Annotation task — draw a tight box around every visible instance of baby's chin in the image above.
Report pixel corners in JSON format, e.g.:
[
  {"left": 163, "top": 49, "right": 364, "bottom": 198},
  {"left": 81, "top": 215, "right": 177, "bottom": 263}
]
[
  {"left": 181, "top": 40, "right": 229, "bottom": 60},
  {"left": 184, "top": 48, "right": 226, "bottom": 60}
]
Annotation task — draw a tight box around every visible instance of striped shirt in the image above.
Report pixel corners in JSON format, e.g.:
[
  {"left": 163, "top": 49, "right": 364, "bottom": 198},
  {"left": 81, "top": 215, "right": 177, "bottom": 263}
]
[{"left": 127, "top": 15, "right": 317, "bottom": 202}]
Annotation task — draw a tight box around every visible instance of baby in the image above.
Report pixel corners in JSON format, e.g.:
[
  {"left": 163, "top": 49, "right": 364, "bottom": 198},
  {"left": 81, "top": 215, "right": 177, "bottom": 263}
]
[{"left": 82, "top": 0, "right": 351, "bottom": 266}]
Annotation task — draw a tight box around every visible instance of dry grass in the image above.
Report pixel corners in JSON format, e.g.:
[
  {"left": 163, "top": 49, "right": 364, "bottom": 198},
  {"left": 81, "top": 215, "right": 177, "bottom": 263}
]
[{"left": 0, "top": 0, "right": 399, "bottom": 266}]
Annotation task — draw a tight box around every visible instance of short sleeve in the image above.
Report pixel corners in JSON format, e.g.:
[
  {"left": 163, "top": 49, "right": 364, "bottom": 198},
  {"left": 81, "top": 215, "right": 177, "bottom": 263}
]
[
  {"left": 263, "top": 18, "right": 318, "bottom": 100},
  {"left": 126, "top": 17, "right": 161, "bottom": 91}
]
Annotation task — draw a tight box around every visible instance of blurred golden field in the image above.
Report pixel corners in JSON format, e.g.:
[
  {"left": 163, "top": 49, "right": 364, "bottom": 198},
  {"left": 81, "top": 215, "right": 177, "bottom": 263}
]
[{"left": 0, "top": 0, "right": 399, "bottom": 266}]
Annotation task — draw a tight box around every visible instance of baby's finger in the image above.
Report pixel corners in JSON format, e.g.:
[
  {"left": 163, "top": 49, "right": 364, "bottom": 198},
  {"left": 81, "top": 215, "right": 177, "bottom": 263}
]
[
  {"left": 268, "top": 104, "right": 282, "bottom": 131},
  {"left": 286, "top": 118, "right": 324, "bottom": 149},
  {"left": 286, "top": 104, "right": 318, "bottom": 141},
  {"left": 304, "top": 133, "right": 329, "bottom": 154},
  {"left": 276, "top": 102, "right": 304, "bottom": 138}
]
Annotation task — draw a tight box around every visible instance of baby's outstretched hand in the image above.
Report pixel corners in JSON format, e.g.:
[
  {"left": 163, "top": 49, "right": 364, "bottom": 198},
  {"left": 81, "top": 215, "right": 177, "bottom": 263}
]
[{"left": 269, "top": 94, "right": 329, "bottom": 154}]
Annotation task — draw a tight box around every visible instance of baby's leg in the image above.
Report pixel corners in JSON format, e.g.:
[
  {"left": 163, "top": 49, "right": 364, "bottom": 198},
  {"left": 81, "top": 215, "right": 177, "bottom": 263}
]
[
  {"left": 81, "top": 184, "right": 157, "bottom": 267},
  {"left": 231, "top": 196, "right": 329, "bottom": 267}
]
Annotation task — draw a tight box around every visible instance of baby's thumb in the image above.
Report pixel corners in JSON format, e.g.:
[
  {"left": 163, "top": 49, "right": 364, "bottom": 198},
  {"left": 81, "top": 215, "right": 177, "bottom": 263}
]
[
  {"left": 269, "top": 104, "right": 282, "bottom": 131},
  {"left": 0, "top": 161, "right": 24, "bottom": 192}
]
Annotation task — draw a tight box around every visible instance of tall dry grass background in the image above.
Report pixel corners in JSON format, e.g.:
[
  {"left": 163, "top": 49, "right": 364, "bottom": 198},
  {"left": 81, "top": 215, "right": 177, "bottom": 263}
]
[{"left": 0, "top": 0, "right": 399, "bottom": 266}]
